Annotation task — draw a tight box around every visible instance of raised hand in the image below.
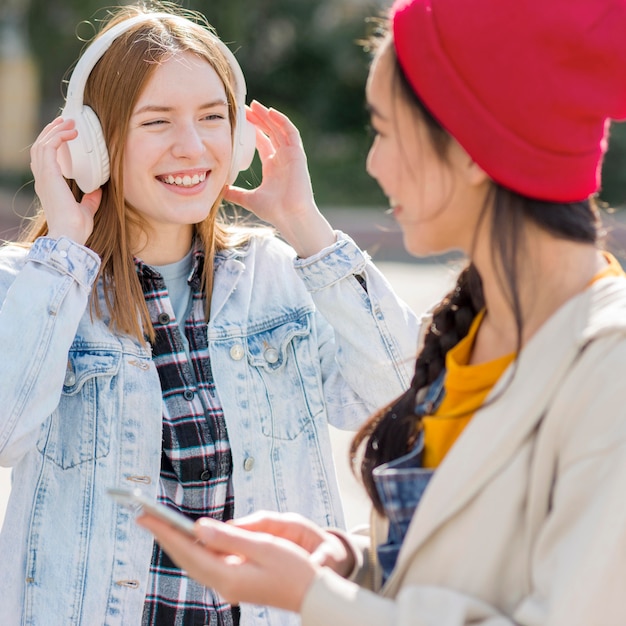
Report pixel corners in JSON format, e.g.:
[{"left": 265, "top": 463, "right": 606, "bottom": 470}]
[
  {"left": 30, "top": 117, "right": 102, "bottom": 246},
  {"left": 224, "top": 101, "right": 336, "bottom": 258}
]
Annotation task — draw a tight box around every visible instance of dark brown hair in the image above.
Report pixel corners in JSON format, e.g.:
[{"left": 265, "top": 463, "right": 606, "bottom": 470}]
[{"left": 352, "top": 35, "right": 600, "bottom": 514}]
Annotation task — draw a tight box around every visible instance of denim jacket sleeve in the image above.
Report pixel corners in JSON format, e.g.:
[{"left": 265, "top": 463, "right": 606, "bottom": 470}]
[
  {"left": 294, "top": 231, "right": 419, "bottom": 429},
  {"left": 0, "top": 237, "right": 101, "bottom": 465}
]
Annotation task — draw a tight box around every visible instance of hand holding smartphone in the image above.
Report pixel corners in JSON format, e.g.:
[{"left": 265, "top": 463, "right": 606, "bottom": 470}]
[{"left": 107, "top": 487, "right": 196, "bottom": 538}]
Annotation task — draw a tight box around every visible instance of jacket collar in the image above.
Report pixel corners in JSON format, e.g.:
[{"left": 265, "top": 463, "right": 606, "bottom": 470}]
[
  {"left": 210, "top": 238, "right": 256, "bottom": 322},
  {"left": 385, "top": 276, "right": 626, "bottom": 593}
]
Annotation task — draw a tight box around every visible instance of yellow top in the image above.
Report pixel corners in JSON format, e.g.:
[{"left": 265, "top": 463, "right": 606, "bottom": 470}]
[{"left": 421, "top": 252, "right": 625, "bottom": 468}]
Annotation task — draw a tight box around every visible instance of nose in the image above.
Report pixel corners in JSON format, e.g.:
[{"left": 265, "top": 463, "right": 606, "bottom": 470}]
[
  {"left": 366, "top": 140, "right": 378, "bottom": 182},
  {"left": 172, "top": 122, "right": 205, "bottom": 159}
]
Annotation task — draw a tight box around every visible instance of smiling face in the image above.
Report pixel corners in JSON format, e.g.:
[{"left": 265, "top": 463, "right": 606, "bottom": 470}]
[
  {"left": 365, "top": 42, "right": 491, "bottom": 258},
  {"left": 123, "top": 50, "right": 233, "bottom": 257}
]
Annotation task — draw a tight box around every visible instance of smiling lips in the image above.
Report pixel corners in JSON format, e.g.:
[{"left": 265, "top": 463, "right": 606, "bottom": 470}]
[{"left": 159, "top": 171, "right": 207, "bottom": 187}]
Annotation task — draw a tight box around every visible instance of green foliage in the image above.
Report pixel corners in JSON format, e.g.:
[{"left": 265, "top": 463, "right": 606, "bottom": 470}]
[{"left": 600, "top": 122, "right": 626, "bottom": 208}]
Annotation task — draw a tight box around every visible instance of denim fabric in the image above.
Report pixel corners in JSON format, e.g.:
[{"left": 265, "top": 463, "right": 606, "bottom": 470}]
[
  {"left": 373, "top": 371, "right": 445, "bottom": 582},
  {"left": 0, "top": 232, "right": 418, "bottom": 626}
]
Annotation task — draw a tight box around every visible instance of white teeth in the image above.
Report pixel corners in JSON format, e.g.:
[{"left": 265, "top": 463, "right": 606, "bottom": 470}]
[{"left": 162, "top": 172, "right": 206, "bottom": 187}]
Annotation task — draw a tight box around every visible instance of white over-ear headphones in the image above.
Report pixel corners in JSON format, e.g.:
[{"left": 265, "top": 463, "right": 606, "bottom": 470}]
[{"left": 58, "top": 12, "right": 257, "bottom": 193}]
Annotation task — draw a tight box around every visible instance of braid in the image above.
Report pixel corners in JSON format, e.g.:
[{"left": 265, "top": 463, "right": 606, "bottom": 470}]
[{"left": 350, "top": 263, "right": 484, "bottom": 514}]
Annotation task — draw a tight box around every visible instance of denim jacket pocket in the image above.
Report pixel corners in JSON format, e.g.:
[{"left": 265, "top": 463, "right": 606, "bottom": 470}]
[
  {"left": 36, "top": 348, "right": 121, "bottom": 468},
  {"left": 247, "top": 313, "right": 325, "bottom": 440}
]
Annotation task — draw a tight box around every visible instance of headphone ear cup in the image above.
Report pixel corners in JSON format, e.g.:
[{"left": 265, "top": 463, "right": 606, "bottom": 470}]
[
  {"left": 227, "top": 109, "right": 257, "bottom": 185},
  {"left": 57, "top": 104, "right": 110, "bottom": 193}
]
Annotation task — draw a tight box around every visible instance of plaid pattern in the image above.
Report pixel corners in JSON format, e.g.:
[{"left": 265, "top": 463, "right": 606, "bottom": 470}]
[{"left": 137, "top": 250, "right": 239, "bottom": 626}]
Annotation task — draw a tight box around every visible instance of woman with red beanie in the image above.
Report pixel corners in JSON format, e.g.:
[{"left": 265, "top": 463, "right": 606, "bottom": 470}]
[{"left": 139, "top": 0, "right": 626, "bottom": 623}]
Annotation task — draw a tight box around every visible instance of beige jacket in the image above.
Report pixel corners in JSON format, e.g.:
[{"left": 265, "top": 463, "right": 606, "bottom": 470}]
[{"left": 302, "top": 277, "right": 626, "bottom": 626}]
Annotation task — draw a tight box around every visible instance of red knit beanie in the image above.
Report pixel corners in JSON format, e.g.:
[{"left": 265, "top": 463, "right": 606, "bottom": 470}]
[{"left": 391, "top": 0, "right": 626, "bottom": 202}]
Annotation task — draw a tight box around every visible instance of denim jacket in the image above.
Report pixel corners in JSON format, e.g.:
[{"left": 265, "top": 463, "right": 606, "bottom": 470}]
[{"left": 0, "top": 231, "right": 418, "bottom": 626}]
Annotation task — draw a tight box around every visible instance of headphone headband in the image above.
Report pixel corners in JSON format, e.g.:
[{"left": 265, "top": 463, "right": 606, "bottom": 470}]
[
  {"left": 59, "top": 11, "right": 256, "bottom": 192},
  {"left": 66, "top": 13, "right": 248, "bottom": 109}
]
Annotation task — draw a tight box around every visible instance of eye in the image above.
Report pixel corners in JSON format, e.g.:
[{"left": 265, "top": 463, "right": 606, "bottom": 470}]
[
  {"left": 366, "top": 123, "right": 383, "bottom": 141},
  {"left": 141, "top": 119, "right": 168, "bottom": 127},
  {"left": 202, "top": 112, "right": 227, "bottom": 122}
]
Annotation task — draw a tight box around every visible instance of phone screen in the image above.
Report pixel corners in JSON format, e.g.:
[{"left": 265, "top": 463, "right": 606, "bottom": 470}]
[{"left": 107, "top": 487, "right": 197, "bottom": 537}]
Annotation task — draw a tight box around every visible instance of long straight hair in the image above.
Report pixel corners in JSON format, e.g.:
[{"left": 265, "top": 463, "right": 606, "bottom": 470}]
[{"left": 21, "top": 5, "right": 255, "bottom": 343}]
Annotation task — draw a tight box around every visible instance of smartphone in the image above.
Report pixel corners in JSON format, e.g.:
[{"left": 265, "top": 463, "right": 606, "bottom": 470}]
[{"left": 107, "top": 487, "right": 196, "bottom": 538}]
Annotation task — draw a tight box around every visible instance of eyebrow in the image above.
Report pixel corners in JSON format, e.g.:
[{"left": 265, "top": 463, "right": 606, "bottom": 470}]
[{"left": 132, "top": 100, "right": 229, "bottom": 116}]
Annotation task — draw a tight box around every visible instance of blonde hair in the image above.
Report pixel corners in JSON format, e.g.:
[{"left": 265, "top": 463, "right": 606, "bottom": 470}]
[{"left": 22, "top": 4, "right": 257, "bottom": 342}]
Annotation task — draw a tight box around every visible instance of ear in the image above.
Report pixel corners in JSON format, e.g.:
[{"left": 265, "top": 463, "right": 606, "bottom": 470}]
[{"left": 448, "top": 137, "right": 490, "bottom": 188}]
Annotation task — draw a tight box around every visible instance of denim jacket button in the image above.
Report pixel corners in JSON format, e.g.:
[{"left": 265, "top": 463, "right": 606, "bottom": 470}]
[
  {"left": 64, "top": 370, "right": 76, "bottom": 387},
  {"left": 263, "top": 347, "right": 279, "bottom": 364},
  {"left": 229, "top": 344, "right": 244, "bottom": 361},
  {"left": 243, "top": 457, "right": 255, "bottom": 471}
]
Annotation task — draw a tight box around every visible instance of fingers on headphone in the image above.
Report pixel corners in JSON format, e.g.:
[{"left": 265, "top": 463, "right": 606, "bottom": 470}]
[
  {"left": 256, "top": 108, "right": 300, "bottom": 148},
  {"left": 37, "top": 117, "right": 75, "bottom": 142},
  {"left": 33, "top": 119, "right": 76, "bottom": 157},
  {"left": 246, "top": 105, "right": 287, "bottom": 145},
  {"left": 44, "top": 117, "right": 70, "bottom": 132},
  {"left": 252, "top": 127, "right": 276, "bottom": 160},
  {"left": 268, "top": 108, "right": 302, "bottom": 144}
]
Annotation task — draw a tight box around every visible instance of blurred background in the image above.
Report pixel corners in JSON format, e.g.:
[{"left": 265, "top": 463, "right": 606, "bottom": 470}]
[{"left": 2, "top": 0, "right": 626, "bottom": 220}]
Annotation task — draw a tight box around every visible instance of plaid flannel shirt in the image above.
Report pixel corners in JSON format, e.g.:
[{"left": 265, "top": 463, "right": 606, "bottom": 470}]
[{"left": 137, "top": 251, "right": 239, "bottom": 626}]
